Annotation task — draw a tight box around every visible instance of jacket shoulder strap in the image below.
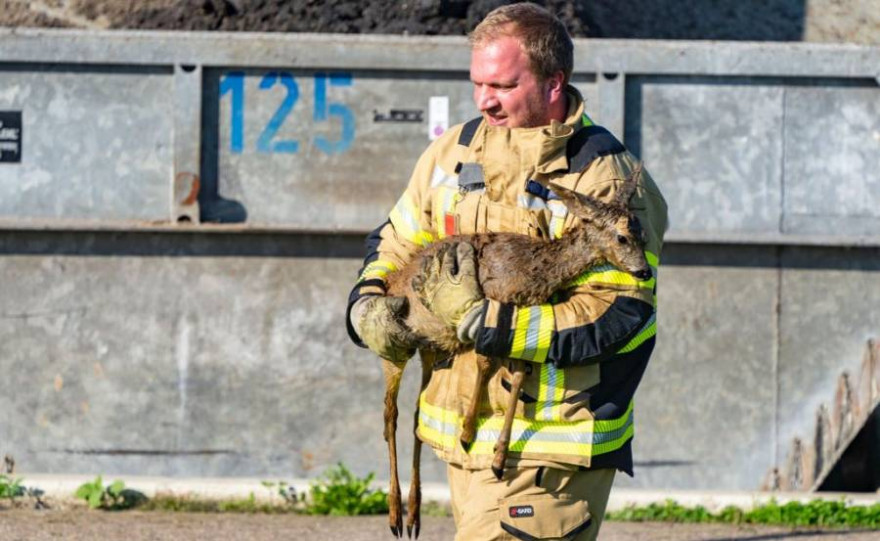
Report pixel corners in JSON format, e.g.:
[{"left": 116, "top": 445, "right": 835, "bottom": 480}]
[
  {"left": 457, "top": 117, "right": 482, "bottom": 147},
  {"left": 567, "top": 125, "right": 626, "bottom": 173}
]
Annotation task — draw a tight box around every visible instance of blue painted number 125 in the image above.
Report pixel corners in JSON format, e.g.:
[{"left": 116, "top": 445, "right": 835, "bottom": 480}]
[{"left": 219, "top": 71, "right": 355, "bottom": 155}]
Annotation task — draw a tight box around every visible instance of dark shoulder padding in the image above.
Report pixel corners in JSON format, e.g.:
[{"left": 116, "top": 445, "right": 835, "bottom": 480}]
[
  {"left": 458, "top": 117, "right": 482, "bottom": 147},
  {"left": 567, "top": 125, "right": 626, "bottom": 173}
]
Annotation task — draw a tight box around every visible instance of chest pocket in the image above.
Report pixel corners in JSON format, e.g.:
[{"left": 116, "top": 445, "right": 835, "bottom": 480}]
[
  {"left": 439, "top": 188, "right": 544, "bottom": 238},
  {"left": 480, "top": 199, "right": 541, "bottom": 237}
]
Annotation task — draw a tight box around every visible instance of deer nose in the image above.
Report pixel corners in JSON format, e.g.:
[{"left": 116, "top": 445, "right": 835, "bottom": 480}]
[{"left": 634, "top": 268, "right": 652, "bottom": 281}]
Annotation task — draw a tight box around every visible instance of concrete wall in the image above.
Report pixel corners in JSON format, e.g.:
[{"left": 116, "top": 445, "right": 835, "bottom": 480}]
[
  {"left": 620, "top": 244, "right": 880, "bottom": 490},
  {"left": 0, "top": 231, "right": 452, "bottom": 482},
  {"left": 1, "top": 31, "right": 879, "bottom": 490}
]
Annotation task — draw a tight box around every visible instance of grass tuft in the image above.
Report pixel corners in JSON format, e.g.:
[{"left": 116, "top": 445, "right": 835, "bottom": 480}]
[{"left": 607, "top": 498, "right": 880, "bottom": 528}]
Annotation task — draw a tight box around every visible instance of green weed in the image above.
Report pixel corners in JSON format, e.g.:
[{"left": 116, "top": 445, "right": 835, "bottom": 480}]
[
  {"left": 0, "top": 474, "right": 24, "bottom": 502},
  {"left": 607, "top": 498, "right": 880, "bottom": 528},
  {"left": 74, "top": 476, "right": 142, "bottom": 510},
  {"left": 305, "top": 463, "right": 388, "bottom": 516}
]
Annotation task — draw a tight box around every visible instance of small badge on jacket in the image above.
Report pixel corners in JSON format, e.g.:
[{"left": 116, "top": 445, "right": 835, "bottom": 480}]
[{"left": 508, "top": 505, "right": 535, "bottom": 518}]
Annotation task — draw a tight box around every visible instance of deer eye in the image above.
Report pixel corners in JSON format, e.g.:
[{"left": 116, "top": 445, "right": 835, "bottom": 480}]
[{"left": 617, "top": 235, "right": 628, "bottom": 244}]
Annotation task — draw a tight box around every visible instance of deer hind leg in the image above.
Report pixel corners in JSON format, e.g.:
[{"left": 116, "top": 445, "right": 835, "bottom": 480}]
[
  {"left": 406, "top": 356, "right": 433, "bottom": 539},
  {"left": 492, "top": 359, "right": 525, "bottom": 480},
  {"left": 460, "top": 354, "right": 494, "bottom": 450},
  {"left": 382, "top": 359, "right": 406, "bottom": 538}
]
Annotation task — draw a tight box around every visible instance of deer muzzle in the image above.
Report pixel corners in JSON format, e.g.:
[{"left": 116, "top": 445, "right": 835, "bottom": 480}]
[{"left": 634, "top": 268, "right": 653, "bottom": 281}]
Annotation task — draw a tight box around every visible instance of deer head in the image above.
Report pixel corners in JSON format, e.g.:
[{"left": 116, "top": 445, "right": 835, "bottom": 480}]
[{"left": 548, "top": 166, "right": 652, "bottom": 280}]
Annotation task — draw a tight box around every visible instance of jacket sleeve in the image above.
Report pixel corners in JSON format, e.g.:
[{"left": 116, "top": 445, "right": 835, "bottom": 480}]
[
  {"left": 345, "top": 141, "right": 443, "bottom": 346},
  {"left": 474, "top": 158, "right": 668, "bottom": 368}
]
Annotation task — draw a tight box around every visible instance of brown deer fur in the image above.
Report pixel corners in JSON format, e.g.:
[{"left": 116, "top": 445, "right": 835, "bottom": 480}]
[{"left": 377, "top": 168, "right": 650, "bottom": 538}]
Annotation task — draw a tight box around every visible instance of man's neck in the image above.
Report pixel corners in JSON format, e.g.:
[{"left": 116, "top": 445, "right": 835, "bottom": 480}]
[{"left": 550, "top": 93, "right": 569, "bottom": 124}]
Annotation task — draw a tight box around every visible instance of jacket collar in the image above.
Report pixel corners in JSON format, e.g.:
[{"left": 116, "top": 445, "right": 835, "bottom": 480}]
[{"left": 479, "top": 85, "right": 587, "bottom": 175}]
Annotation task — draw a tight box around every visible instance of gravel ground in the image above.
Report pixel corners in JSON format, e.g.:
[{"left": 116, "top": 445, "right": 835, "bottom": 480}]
[{"left": 0, "top": 508, "right": 878, "bottom": 541}]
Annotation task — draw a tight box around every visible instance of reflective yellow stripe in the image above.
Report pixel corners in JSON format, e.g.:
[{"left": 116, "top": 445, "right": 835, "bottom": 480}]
[
  {"left": 432, "top": 186, "right": 460, "bottom": 239},
  {"left": 416, "top": 418, "right": 457, "bottom": 449},
  {"left": 617, "top": 313, "right": 656, "bottom": 354},
  {"left": 547, "top": 199, "right": 568, "bottom": 239},
  {"left": 357, "top": 260, "right": 398, "bottom": 283},
  {"left": 551, "top": 367, "right": 565, "bottom": 419},
  {"left": 565, "top": 250, "right": 659, "bottom": 290},
  {"left": 389, "top": 192, "right": 434, "bottom": 247},
  {"left": 510, "top": 305, "right": 554, "bottom": 363},
  {"left": 536, "top": 363, "right": 566, "bottom": 421},
  {"left": 592, "top": 400, "right": 635, "bottom": 455},
  {"left": 566, "top": 265, "right": 655, "bottom": 290},
  {"left": 537, "top": 364, "right": 551, "bottom": 419},
  {"left": 582, "top": 114, "right": 593, "bottom": 127},
  {"left": 418, "top": 396, "right": 634, "bottom": 458}
]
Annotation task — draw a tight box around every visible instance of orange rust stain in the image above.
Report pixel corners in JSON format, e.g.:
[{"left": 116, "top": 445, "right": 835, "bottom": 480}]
[{"left": 176, "top": 172, "right": 201, "bottom": 206}]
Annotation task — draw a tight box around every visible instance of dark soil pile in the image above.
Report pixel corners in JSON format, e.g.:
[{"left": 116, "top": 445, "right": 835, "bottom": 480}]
[
  {"left": 4, "top": 1, "right": 807, "bottom": 42},
  {"left": 2, "top": 2, "right": 72, "bottom": 29},
  {"left": 108, "top": 0, "right": 596, "bottom": 37}
]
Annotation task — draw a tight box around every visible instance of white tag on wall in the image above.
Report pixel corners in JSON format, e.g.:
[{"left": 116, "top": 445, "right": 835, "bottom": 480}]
[{"left": 429, "top": 96, "right": 449, "bottom": 141}]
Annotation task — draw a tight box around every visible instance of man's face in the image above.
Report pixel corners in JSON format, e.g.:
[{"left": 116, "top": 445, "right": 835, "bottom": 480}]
[{"left": 470, "top": 36, "right": 553, "bottom": 129}]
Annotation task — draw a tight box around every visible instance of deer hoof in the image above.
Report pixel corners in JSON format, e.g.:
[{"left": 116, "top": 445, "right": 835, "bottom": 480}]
[
  {"left": 460, "top": 426, "right": 475, "bottom": 446},
  {"left": 492, "top": 464, "right": 504, "bottom": 480},
  {"left": 389, "top": 510, "right": 403, "bottom": 538},
  {"left": 406, "top": 510, "right": 421, "bottom": 539}
]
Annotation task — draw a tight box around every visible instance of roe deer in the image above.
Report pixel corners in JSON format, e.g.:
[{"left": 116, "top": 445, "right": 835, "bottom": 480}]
[{"left": 378, "top": 166, "right": 651, "bottom": 538}]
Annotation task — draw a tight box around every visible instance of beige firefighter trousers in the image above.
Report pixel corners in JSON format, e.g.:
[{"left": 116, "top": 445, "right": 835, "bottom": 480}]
[{"left": 447, "top": 464, "right": 615, "bottom": 541}]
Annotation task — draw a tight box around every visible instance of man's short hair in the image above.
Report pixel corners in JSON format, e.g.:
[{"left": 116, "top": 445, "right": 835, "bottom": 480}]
[{"left": 469, "top": 2, "right": 574, "bottom": 85}]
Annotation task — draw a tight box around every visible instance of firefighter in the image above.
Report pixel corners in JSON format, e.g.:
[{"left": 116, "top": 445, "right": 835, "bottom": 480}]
[{"left": 348, "top": 3, "right": 668, "bottom": 539}]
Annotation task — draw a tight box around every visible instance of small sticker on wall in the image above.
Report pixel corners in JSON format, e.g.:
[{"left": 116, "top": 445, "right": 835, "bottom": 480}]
[
  {"left": 429, "top": 96, "right": 448, "bottom": 141},
  {"left": 0, "top": 111, "right": 22, "bottom": 163}
]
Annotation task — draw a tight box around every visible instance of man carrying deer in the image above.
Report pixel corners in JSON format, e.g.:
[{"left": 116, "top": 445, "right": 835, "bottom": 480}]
[{"left": 347, "top": 3, "right": 668, "bottom": 540}]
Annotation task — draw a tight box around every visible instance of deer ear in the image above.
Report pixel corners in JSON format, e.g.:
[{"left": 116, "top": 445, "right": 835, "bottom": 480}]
[
  {"left": 614, "top": 164, "right": 643, "bottom": 208},
  {"left": 548, "top": 182, "right": 603, "bottom": 221}
]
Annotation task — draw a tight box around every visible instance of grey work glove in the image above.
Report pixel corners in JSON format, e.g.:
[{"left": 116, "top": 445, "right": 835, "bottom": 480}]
[
  {"left": 352, "top": 295, "right": 416, "bottom": 362},
  {"left": 412, "top": 242, "right": 485, "bottom": 343}
]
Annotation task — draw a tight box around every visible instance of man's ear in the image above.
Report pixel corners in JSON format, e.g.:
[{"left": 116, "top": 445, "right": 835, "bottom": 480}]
[{"left": 546, "top": 71, "right": 566, "bottom": 100}]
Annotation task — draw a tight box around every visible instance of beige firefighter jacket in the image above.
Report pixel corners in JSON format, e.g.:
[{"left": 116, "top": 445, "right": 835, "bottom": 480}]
[{"left": 348, "top": 87, "right": 668, "bottom": 473}]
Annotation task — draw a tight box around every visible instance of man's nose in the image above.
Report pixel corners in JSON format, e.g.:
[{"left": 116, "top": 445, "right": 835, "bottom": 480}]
[{"left": 475, "top": 86, "right": 498, "bottom": 111}]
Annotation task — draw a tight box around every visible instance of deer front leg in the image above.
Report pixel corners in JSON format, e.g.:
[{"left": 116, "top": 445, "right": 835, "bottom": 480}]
[
  {"left": 382, "top": 359, "right": 406, "bottom": 538},
  {"left": 460, "top": 354, "right": 494, "bottom": 450},
  {"left": 406, "top": 356, "right": 433, "bottom": 539},
  {"left": 492, "top": 359, "right": 525, "bottom": 480}
]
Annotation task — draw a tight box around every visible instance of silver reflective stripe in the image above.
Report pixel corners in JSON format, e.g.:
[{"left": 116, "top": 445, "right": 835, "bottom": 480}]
[
  {"left": 548, "top": 199, "right": 568, "bottom": 239},
  {"left": 430, "top": 165, "right": 457, "bottom": 188},
  {"left": 593, "top": 413, "right": 634, "bottom": 445},
  {"left": 521, "top": 307, "right": 545, "bottom": 362},
  {"left": 538, "top": 363, "right": 561, "bottom": 421},
  {"left": 475, "top": 427, "right": 592, "bottom": 444},
  {"left": 419, "top": 411, "right": 456, "bottom": 436},
  {"left": 518, "top": 193, "right": 549, "bottom": 210}
]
